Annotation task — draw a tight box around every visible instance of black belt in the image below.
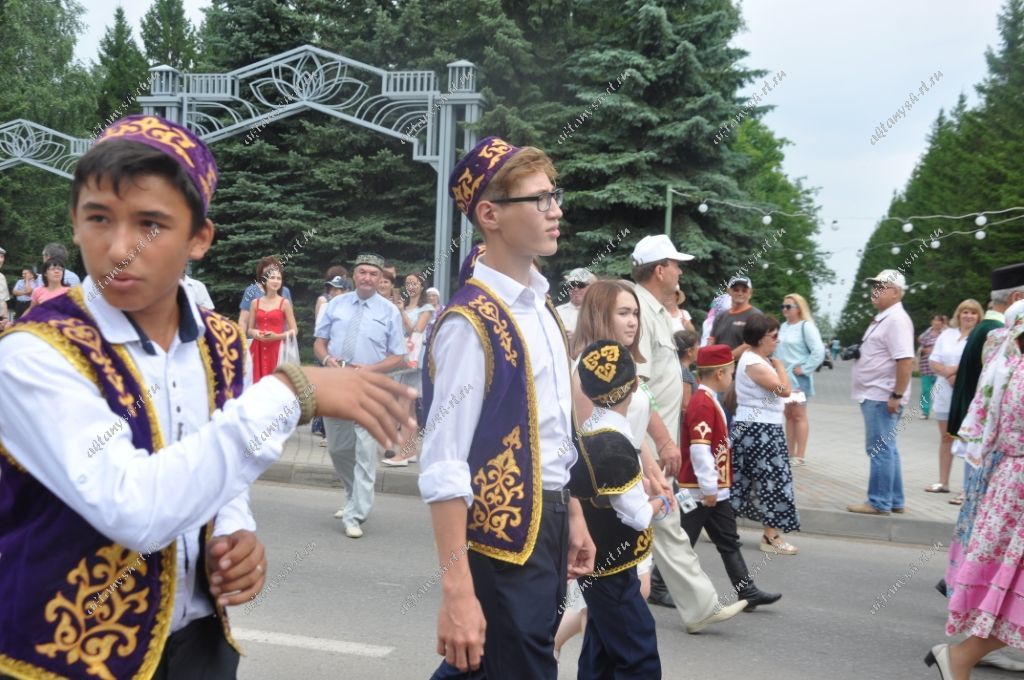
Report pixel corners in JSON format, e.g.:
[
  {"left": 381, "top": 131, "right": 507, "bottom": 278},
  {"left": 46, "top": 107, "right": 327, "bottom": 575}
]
[{"left": 542, "top": 488, "right": 571, "bottom": 505}]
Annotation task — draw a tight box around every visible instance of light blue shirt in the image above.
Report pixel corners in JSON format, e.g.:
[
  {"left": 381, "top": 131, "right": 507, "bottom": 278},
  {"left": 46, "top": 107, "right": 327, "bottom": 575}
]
[
  {"left": 315, "top": 291, "right": 405, "bottom": 365},
  {"left": 776, "top": 320, "right": 825, "bottom": 395}
]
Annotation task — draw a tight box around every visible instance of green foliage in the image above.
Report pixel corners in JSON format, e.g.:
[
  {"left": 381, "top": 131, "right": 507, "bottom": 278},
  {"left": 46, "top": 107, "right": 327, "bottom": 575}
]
[
  {"left": 0, "top": 0, "right": 93, "bottom": 275},
  {"left": 837, "top": 0, "right": 1024, "bottom": 343},
  {"left": 140, "top": 0, "right": 199, "bottom": 69},
  {"left": 94, "top": 7, "right": 149, "bottom": 132}
]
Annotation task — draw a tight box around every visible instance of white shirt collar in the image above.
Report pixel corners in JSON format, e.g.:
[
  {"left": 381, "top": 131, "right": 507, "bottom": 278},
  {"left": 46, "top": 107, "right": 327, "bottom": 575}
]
[
  {"left": 82, "top": 276, "right": 203, "bottom": 351},
  {"left": 588, "top": 406, "right": 632, "bottom": 433},
  {"left": 472, "top": 256, "right": 550, "bottom": 306}
]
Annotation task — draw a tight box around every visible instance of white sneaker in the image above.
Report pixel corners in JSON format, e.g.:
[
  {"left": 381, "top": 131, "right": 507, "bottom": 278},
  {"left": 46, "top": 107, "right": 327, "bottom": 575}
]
[
  {"left": 381, "top": 457, "right": 409, "bottom": 467},
  {"left": 686, "top": 600, "right": 748, "bottom": 634},
  {"left": 333, "top": 508, "right": 345, "bottom": 519},
  {"left": 345, "top": 525, "right": 363, "bottom": 539}
]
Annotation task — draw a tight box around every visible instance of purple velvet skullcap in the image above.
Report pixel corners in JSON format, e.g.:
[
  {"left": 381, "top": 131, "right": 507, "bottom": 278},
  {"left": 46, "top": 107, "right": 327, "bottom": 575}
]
[
  {"left": 95, "top": 114, "right": 219, "bottom": 213},
  {"left": 449, "top": 136, "right": 521, "bottom": 219}
]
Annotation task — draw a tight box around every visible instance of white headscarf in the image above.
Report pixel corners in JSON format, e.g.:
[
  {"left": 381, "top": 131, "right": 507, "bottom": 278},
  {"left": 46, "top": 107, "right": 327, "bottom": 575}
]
[{"left": 956, "top": 299, "right": 1024, "bottom": 467}]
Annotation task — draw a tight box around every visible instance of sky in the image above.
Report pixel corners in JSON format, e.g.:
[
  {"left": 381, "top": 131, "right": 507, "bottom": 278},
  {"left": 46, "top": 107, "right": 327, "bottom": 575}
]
[{"left": 73, "top": 1, "right": 1007, "bottom": 321}]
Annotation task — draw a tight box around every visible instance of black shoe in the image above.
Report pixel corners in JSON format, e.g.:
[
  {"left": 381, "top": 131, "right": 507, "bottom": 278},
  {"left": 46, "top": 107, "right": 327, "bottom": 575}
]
[
  {"left": 647, "top": 589, "right": 676, "bottom": 608},
  {"left": 647, "top": 566, "right": 676, "bottom": 608},
  {"left": 740, "top": 589, "right": 782, "bottom": 611},
  {"left": 384, "top": 449, "right": 396, "bottom": 459},
  {"left": 720, "top": 550, "right": 781, "bottom": 611},
  {"left": 935, "top": 578, "right": 948, "bottom": 598}
]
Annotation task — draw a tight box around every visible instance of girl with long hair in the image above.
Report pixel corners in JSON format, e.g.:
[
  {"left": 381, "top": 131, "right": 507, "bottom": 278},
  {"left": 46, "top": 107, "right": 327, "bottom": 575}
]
[{"left": 247, "top": 267, "right": 297, "bottom": 382}]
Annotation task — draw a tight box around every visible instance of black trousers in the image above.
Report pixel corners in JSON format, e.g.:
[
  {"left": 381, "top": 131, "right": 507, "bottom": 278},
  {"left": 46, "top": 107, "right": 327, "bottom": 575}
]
[
  {"left": 152, "top": 615, "right": 239, "bottom": 680},
  {"left": 679, "top": 497, "right": 743, "bottom": 556},
  {"left": 430, "top": 498, "right": 570, "bottom": 680},
  {"left": 579, "top": 569, "right": 661, "bottom": 679}
]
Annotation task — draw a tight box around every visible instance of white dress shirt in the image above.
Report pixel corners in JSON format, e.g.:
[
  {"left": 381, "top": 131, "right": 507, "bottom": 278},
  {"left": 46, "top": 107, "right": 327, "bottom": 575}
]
[
  {"left": 418, "top": 257, "right": 576, "bottom": 505},
  {"left": 0, "top": 278, "right": 300, "bottom": 632},
  {"left": 686, "top": 384, "right": 731, "bottom": 501},
  {"left": 584, "top": 408, "right": 653, "bottom": 532}
]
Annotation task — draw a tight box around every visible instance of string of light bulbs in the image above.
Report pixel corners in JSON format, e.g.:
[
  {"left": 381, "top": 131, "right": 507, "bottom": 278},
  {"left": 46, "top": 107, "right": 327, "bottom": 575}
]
[{"left": 677, "top": 191, "right": 1024, "bottom": 255}]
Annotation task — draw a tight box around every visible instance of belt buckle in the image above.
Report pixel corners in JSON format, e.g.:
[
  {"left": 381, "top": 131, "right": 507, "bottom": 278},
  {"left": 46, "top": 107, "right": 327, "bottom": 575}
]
[{"left": 559, "top": 488, "right": 571, "bottom": 505}]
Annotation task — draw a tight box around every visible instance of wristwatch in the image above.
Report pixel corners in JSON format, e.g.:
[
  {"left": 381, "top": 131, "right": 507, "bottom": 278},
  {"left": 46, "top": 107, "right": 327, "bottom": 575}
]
[
  {"left": 890, "top": 391, "right": 903, "bottom": 399},
  {"left": 322, "top": 355, "right": 347, "bottom": 368}
]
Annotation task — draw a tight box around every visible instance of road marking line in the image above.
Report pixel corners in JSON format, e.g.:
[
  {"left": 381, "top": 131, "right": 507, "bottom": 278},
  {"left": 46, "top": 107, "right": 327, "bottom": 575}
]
[
  {"left": 376, "top": 581, "right": 404, "bottom": 587},
  {"left": 232, "top": 628, "right": 394, "bottom": 658}
]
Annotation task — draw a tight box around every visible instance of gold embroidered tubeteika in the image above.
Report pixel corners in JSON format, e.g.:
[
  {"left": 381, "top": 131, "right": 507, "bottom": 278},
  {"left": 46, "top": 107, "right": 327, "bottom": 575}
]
[
  {"left": 35, "top": 546, "right": 150, "bottom": 680},
  {"left": 468, "top": 427, "right": 526, "bottom": 543},
  {"left": 468, "top": 295, "right": 518, "bottom": 367}
]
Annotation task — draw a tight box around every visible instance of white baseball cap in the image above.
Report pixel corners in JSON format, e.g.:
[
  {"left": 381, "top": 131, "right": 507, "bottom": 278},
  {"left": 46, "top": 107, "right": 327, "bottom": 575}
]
[
  {"left": 864, "top": 269, "right": 907, "bottom": 291},
  {"left": 564, "top": 267, "right": 597, "bottom": 285},
  {"left": 630, "top": 234, "right": 694, "bottom": 266}
]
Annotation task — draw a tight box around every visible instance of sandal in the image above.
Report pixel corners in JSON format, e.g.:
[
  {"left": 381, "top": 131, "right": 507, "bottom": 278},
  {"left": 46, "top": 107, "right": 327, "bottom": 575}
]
[
  {"left": 949, "top": 494, "right": 964, "bottom": 506},
  {"left": 924, "top": 483, "right": 950, "bottom": 493},
  {"left": 759, "top": 534, "right": 799, "bottom": 555}
]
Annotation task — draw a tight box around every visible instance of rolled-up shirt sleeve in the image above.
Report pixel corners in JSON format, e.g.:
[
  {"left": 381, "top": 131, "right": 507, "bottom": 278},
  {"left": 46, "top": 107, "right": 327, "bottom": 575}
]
[
  {"left": 0, "top": 332, "right": 300, "bottom": 552},
  {"left": 418, "top": 315, "right": 485, "bottom": 506},
  {"left": 609, "top": 482, "right": 654, "bottom": 531}
]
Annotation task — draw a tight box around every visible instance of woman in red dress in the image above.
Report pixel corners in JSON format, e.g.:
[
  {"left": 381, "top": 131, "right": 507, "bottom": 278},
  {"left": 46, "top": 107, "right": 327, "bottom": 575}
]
[{"left": 247, "top": 267, "right": 298, "bottom": 381}]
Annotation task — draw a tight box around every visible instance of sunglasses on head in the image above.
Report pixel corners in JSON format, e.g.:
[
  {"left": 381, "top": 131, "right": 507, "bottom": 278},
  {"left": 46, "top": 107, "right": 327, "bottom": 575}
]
[
  {"left": 567, "top": 281, "right": 589, "bottom": 290},
  {"left": 780, "top": 304, "right": 795, "bottom": 310}
]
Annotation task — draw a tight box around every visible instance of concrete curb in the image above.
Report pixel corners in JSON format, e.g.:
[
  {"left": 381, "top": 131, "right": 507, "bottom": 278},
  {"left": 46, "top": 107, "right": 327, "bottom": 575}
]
[{"left": 262, "top": 463, "right": 954, "bottom": 547}]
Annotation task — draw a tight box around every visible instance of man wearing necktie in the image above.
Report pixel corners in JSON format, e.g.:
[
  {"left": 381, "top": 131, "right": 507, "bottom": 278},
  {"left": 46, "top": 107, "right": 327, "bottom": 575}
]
[{"left": 315, "top": 253, "right": 407, "bottom": 538}]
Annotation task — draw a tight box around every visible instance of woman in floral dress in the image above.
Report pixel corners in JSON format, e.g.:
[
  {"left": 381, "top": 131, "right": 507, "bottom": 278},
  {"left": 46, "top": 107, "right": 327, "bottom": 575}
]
[{"left": 926, "top": 310, "right": 1024, "bottom": 678}]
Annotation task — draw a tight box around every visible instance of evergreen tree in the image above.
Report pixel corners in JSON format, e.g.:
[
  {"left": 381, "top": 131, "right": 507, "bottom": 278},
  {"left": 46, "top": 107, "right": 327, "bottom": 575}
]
[
  {"left": 94, "top": 6, "right": 149, "bottom": 135},
  {"left": 140, "top": 0, "right": 198, "bottom": 69},
  {"left": 0, "top": 0, "right": 94, "bottom": 276}
]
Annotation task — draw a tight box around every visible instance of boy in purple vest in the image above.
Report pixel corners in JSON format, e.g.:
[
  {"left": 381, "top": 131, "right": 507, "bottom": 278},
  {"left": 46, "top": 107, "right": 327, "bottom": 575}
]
[
  {"left": 0, "top": 114, "right": 415, "bottom": 679},
  {"left": 419, "top": 137, "right": 596, "bottom": 679}
]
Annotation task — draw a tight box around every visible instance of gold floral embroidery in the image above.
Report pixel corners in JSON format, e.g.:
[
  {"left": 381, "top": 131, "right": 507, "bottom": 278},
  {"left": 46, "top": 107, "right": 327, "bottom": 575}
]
[
  {"left": 51, "top": 319, "right": 136, "bottom": 412},
  {"left": 468, "top": 295, "right": 517, "bottom": 367},
  {"left": 633, "top": 528, "right": 653, "bottom": 559},
  {"left": 468, "top": 427, "right": 526, "bottom": 543},
  {"left": 203, "top": 313, "right": 242, "bottom": 397},
  {"left": 35, "top": 545, "right": 150, "bottom": 680},
  {"left": 451, "top": 168, "right": 483, "bottom": 215}
]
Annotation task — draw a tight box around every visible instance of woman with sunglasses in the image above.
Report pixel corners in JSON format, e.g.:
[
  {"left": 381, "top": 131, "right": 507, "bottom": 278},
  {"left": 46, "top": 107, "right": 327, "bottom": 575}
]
[{"left": 776, "top": 294, "right": 825, "bottom": 467}]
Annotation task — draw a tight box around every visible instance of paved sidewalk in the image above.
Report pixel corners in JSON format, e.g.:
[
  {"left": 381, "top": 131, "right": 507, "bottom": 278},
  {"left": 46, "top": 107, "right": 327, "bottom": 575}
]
[{"left": 261, "top": 360, "right": 964, "bottom": 545}]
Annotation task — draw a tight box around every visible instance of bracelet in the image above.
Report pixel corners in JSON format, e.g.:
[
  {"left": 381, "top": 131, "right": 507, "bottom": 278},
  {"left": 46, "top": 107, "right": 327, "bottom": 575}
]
[
  {"left": 274, "top": 363, "right": 317, "bottom": 425},
  {"left": 653, "top": 494, "right": 671, "bottom": 521},
  {"left": 657, "top": 440, "right": 671, "bottom": 455}
]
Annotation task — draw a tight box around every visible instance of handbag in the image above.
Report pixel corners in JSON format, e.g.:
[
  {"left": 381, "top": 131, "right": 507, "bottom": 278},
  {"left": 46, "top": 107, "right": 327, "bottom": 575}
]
[{"left": 278, "top": 333, "right": 300, "bottom": 365}]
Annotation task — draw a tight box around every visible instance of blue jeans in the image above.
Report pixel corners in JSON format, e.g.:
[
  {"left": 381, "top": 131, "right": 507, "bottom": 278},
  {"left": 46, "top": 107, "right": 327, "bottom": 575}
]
[{"left": 861, "top": 399, "right": 905, "bottom": 511}]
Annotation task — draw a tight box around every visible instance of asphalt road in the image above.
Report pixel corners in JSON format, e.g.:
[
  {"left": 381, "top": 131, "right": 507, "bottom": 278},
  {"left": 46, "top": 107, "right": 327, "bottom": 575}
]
[{"left": 229, "top": 483, "right": 1014, "bottom": 680}]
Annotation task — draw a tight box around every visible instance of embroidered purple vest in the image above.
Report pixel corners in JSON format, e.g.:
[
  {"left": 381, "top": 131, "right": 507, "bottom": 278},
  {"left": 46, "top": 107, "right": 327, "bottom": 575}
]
[
  {"left": 422, "top": 274, "right": 576, "bottom": 565},
  {"left": 0, "top": 287, "right": 246, "bottom": 680}
]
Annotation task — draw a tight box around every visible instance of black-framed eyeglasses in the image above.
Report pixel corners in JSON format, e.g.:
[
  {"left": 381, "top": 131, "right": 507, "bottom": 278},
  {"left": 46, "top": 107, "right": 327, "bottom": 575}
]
[
  {"left": 489, "top": 188, "right": 564, "bottom": 212},
  {"left": 780, "top": 304, "right": 795, "bottom": 310}
]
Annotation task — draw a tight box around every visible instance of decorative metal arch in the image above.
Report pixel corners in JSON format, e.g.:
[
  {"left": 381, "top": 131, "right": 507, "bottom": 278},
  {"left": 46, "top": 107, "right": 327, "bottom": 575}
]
[{"left": 0, "top": 45, "right": 484, "bottom": 299}]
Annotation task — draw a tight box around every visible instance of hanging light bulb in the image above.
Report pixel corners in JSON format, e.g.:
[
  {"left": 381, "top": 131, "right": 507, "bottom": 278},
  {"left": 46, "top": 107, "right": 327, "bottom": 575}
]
[
  {"left": 698, "top": 202, "right": 709, "bottom": 214},
  {"left": 902, "top": 222, "right": 913, "bottom": 233},
  {"left": 931, "top": 240, "right": 940, "bottom": 249},
  {"left": 761, "top": 215, "right": 772, "bottom": 225},
  {"left": 861, "top": 282, "right": 867, "bottom": 289},
  {"left": 761, "top": 262, "right": 769, "bottom": 270},
  {"left": 975, "top": 214, "right": 987, "bottom": 227},
  {"left": 831, "top": 220, "right": 839, "bottom": 231},
  {"left": 891, "top": 246, "right": 900, "bottom": 255},
  {"left": 976, "top": 230, "right": 987, "bottom": 240},
  {"left": 921, "top": 283, "right": 928, "bottom": 290},
  {"left": 786, "top": 268, "right": 793, "bottom": 275},
  {"left": 795, "top": 253, "right": 804, "bottom": 261},
  {"left": 862, "top": 293, "right": 868, "bottom": 298}
]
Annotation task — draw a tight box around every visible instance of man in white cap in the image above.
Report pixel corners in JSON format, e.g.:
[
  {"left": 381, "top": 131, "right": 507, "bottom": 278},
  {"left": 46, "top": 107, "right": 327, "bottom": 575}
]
[
  {"left": 556, "top": 267, "right": 596, "bottom": 340},
  {"left": 848, "top": 269, "right": 914, "bottom": 516},
  {"left": 709, "top": 275, "right": 762, "bottom": 359},
  {"left": 630, "top": 235, "right": 748, "bottom": 629}
]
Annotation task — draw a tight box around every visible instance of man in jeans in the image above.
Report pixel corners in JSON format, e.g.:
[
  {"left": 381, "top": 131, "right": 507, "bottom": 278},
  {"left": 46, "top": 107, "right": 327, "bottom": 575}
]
[{"left": 848, "top": 269, "right": 914, "bottom": 516}]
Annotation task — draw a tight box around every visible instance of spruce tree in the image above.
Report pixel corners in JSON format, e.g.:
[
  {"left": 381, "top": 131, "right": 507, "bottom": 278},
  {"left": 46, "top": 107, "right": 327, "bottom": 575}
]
[
  {"left": 94, "top": 7, "right": 149, "bottom": 137},
  {"left": 140, "top": 0, "right": 199, "bottom": 70}
]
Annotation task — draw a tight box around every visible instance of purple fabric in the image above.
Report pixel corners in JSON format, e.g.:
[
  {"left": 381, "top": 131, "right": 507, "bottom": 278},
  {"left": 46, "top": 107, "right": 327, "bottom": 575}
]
[
  {"left": 421, "top": 279, "right": 539, "bottom": 563},
  {"left": 96, "top": 114, "right": 219, "bottom": 213},
  {"left": 448, "top": 136, "right": 521, "bottom": 218},
  {"left": 0, "top": 292, "right": 245, "bottom": 678}
]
